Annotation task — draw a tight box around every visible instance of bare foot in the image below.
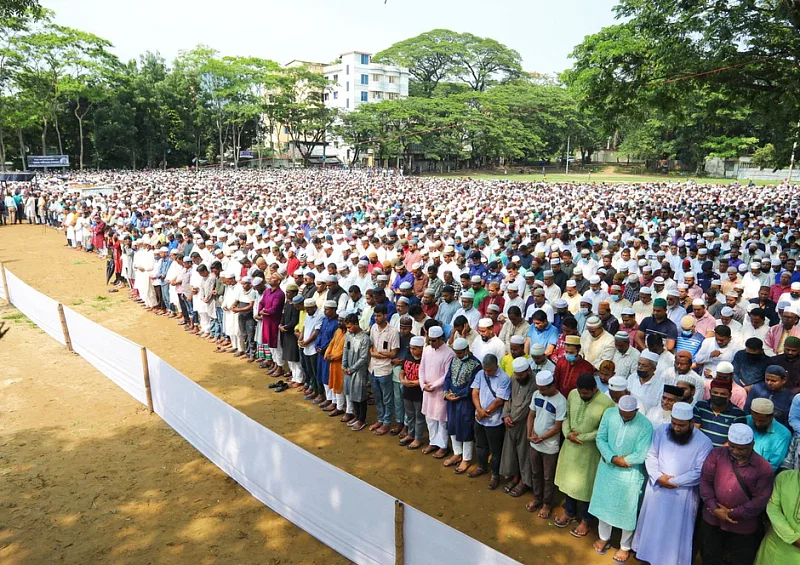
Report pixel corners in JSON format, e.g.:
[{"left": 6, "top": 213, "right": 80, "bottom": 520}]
[{"left": 537, "top": 504, "right": 552, "bottom": 520}]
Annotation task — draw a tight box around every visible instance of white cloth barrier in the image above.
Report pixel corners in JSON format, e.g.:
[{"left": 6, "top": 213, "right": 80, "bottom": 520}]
[
  {"left": 404, "top": 505, "right": 522, "bottom": 565},
  {"left": 5, "top": 267, "right": 522, "bottom": 565},
  {"left": 0, "top": 267, "right": 6, "bottom": 300},
  {"left": 146, "top": 351, "right": 396, "bottom": 565},
  {"left": 5, "top": 269, "right": 65, "bottom": 345},
  {"left": 62, "top": 306, "right": 149, "bottom": 407}
]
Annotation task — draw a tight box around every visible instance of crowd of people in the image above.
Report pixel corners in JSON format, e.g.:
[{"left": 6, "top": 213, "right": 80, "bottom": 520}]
[{"left": 6, "top": 168, "right": 800, "bottom": 565}]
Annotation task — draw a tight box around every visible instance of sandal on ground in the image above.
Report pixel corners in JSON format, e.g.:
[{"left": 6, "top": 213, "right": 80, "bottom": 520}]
[
  {"left": 570, "top": 526, "right": 588, "bottom": 538},
  {"left": 421, "top": 445, "right": 437, "bottom": 455},
  {"left": 612, "top": 550, "right": 631, "bottom": 565},
  {"left": 509, "top": 482, "right": 529, "bottom": 498},
  {"left": 554, "top": 514, "right": 577, "bottom": 528},
  {"left": 503, "top": 477, "right": 520, "bottom": 493},
  {"left": 525, "top": 500, "right": 543, "bottom": 513},
  {"left": 488, "top": 474, "right": 501, "bottom": 490},
  {"left": 443, "top": 455, "right": 462, "bottom": 468},
  {"left": 267, "top": 381, "right": 285, "bottom": 389},
  {"left": 593, "top": 541, "right": 612, "bottom": 555},
  {"left": 468, "top": 466, "right": 487, "bottom": 478}
]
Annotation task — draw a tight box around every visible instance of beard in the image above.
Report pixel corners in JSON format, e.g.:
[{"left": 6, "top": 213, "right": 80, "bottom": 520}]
[{"left": 668, "top": 425, "right": 693, "bottom": 445}]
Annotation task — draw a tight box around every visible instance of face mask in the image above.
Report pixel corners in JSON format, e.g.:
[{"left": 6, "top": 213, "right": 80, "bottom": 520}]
[
  {"left": 637, "top": 369, "right": 650, "bottom": 380},
  {"left": 792, "top": 293, "right": 800, "bottom": 299},
  {"left": 580, "top": 307, "right": 590, "bottom": 315},
  {"left": 610, "top": 295, "right": 619, "bottom": 302},
  {"left": 681, "top": 329, "right": 693, "bottom": 337},
  {"left": 565, "top": 353, "right": 578, "bottom": 363},
  {"left": 709, "top": 395, "right": 727, "bottom": 407}
]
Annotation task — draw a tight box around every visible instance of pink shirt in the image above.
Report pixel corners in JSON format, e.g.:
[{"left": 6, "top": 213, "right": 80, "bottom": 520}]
[{"left": 418, "top": 344, "right": 456, "bottom": 422}]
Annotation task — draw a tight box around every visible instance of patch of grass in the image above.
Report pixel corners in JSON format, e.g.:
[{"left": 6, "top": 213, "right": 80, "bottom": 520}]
[
  {"left": 71, "top": 299, "right": 84, "bottom": 306},
  {"left": 425, "top": 171, "right": 782, "bottom": 186},
  {"left": 73, "top": 260, "right": 86, "bottom": 265},
  {"left": 2, "top": 312, "right": 26, "bottom": 321},
  {"left": 92, "top": 295, "right": 109, "bottom": 302}
]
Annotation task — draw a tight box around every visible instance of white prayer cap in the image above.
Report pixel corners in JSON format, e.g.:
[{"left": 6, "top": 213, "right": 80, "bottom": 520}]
[
  {"left": 720, "top": 307, "right": 735, "bottom": 317},
  {"left": 641, "top": 350, "right": 659, "bottom": 364},
  {"left": 749, "top": 262, "right": 760, "bottom": 270},
  {"left": 303, "top": 298, "right": 316, "bottom": 307},
  {"left": 543, "top": 270, "right": 554, "bottom": 277},
  {"left": 691, "top": 298, "right": 705, "bottom": 306},
  {"left": 566, "top": 280, "right": 577, "bottom": 288},
  {"left": 461, "top": 290, "right": 475, "bottom": 299},
  {"left": 377, "top": 275, "right": 389, "bottom": 281},
  {"left": 580, "top": 296, "right": 593, "bottom": 305},
  {"left": 451, "top": 337, "right": 469, "bottom": 350},
  {"left": 618, "top": 395, "right": 639, "bottom": 412},
  {"left": 639, "top": 286, "right": 652, "bottom": 294},
  {"left": 535, "top": 369, "right": 554, "bottom": 386},
  {"left": 158, "top": 246, "right": 168, "bottom": 252},
  {"left": 621, "top": 307, "right": 635, "bottom": 316},
  {"left": 530, "top": 343, "right": 545, "bottom": 355},
  {"left": 524, "top": 271, "right": 536, "bottom": 278},
  {"left": 251, "top": 277, "right": 264, "bottom": 286},
  {"left": 667, "top": 289, "right": 681, "bottom": 297},
  {"left": 428, "top": 326, "right": 444, "bottom": 339},
  {"left": 241, "top": 276, "right": 253, "bottom": 283},
  {"left": 487, "top": 304, "right": 500, "bottom": 312},
  {"left": 654, "top": 276, "right": 665, "bottom": 284},
  {"left": 182, "top": 256, "right": 192, "bottom": 262},
  {"left": 716, "top": 361, "right": 734, "bottom": 374},
  {"left": 589, "top": 275, "right": 601, "bottom": 284},
  {"left": 573, "top": 267, "right": 583, "bottom": 275},
  {"left": 397, "top": 296, "right": 409, "bottom": 304},
  {"left": 749, "top": 398, "right": 774, "bottom": 415},
  {"left": 470, "top": 275, "right": 482, "bottom": 283},
  {"left": 586, "top": 316, "right": 602, "bottom": 328},
  {"left": 410, "top": 336, "right": 426, "bottom": 347},
  {"left": 609, "top": 376, "right": 628, "bottom": 391},
  {"left": 510, "top": 335, "right": 526, "bottom": 345},
  {"left": 323, "top": 300, "right": 338, "bottom": 309},
  {"left": 551, "top": 258, "right": 561, "bottom": 265},
  {"left": 792, "top": 282, "right": 800, "bottom": 291},
  {"left": 513, "top": 357, "right": 531, "bottom": 373},
  {"left": 478, "top": 318, "right": 493, "bottom": 328},
  {"left": 671, "top": 402, "right": 693, "bottom": 421},
  {"left": 728, "top": 423, "right": 754, "bottom": 445}
]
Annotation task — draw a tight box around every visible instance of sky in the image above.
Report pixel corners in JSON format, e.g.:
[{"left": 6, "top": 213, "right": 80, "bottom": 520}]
[{"left": 41, "top": 0, "right": 620, "bottom": 75}]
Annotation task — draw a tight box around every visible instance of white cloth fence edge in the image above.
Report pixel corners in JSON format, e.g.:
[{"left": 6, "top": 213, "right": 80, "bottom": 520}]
[{"left": 1, "top": 266, "right": 521, "bottom": 565}]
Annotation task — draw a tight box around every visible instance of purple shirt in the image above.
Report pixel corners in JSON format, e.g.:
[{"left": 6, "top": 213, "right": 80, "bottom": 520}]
[{"left": 699, "top": 447, "right": 774, "bottom": 534}]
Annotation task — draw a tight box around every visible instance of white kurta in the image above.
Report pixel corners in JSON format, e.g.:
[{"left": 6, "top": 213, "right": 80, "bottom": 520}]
[
  {"left": 632, "top": 425, "right": 713, "bottom": 565},
  {"left": 133, "top": 249, "right": 156, "bottom": 307}
]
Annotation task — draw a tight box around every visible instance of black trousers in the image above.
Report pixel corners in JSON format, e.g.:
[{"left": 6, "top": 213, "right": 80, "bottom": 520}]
[
  {"left": 474, "top": 422, "right": 505, "bottom": 474},
  {"left": 301, "top": 352, "right": 318, "bottom": 392},
  {"left": 353, "top": 400, "right": 368, "bottom": 422},
  {"left": 700, "top": 520, "right": 758, "bottom": 565}
]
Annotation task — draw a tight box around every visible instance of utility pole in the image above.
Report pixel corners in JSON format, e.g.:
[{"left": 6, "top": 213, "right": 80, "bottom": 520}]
[{"left": 565, "top": 135, "right": 571, "bottom": 175}]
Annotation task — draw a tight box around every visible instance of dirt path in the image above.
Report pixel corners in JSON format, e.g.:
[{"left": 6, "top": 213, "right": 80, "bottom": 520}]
[
  {"left": 0, "top": 224, "right": 622, "bottom": 564},
  {"left": 0, "top": 302, "right": 345, "bottom": 565}
]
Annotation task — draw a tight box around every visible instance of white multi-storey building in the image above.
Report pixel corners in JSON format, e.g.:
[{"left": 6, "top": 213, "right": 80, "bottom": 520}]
[{"left": 322, "top": 51, "right": 409, "bottom": 112}]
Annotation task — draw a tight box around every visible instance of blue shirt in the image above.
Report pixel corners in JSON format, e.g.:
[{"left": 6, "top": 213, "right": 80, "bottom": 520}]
[
  {"left": 747, "top": 415, "right": 791, "bottom": 472},
  {"left": 527, "top": 323, "right": 559, "bottom": 349},
  {"left": 675, "top": 331, "right": 704, "bottom": 359},
  {"left": 471, "top": 368, "right": 511, "bottom": 427},
  {"left": 789, "top": 394, "right": 800, "bottom": 435},
  {"left": 638, "top": 315, "right": 678, "bottom": 342},
  {"left": 390, "top": 271, "right": 414, "bottom": 292},
  {"left": 732, "top": 350, "right": 771, "bottom": 387},
  {"left": 694, "top": 399, "right": 746, "bottom": 447}
]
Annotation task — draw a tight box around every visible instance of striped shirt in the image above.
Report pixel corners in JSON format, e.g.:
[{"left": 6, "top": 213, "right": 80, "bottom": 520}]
[
  {"left": 694, "top": 400, "right": 746, "bottom": 447},
  {"left": 675, "top": 331, "right": 704, "bottom": 359}
]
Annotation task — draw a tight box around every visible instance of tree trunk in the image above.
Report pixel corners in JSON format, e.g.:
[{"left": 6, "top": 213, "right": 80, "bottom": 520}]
[
  {"left": 18, "top": 127, "right": 27, "bottom": 171},
  {"left": 76, "top": 110, "right": 84, "bottom": 170},
  {"left": 0, "top": 126, "right": 6, "bottom": 172},
  {"left": 42, "top": 118, "right": 48, "bottom": 155},
  {"left": 54, "top": 114, "right": 63, "bottom": 155}
]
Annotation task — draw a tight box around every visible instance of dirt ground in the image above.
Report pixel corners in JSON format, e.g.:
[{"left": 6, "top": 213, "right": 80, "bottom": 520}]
[
  {"left": 0, "top": 224, "right": 628, "bottom": 565},
  {"left": 0, "top": 304, "right": 345, "bottom": 565}
]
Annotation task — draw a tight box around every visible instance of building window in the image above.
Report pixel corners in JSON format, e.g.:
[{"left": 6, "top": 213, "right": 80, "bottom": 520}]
[
  {"left": 373, "top": 91, "right": 383, "bottom": 100},
  {"left": 332, "top": 74, "right": 338, "bottom": 83},
  {"left": 388, "top": 93, "right": 397, "bottom": 100},
  {"left": 346, "top": 64, "right": 349, "bottom": 75},
  {"left": 388, "top": 76, "right": 396, "bottom": 84},
  {"left": 361, "top": 91, "right": 368, "bottom": 102},
  {"left": 323, "top": 93, "right": 329, "bottom": 101},
  {"left": 361, "top": 54, "right": 370, "bottom": 65},
  {"left": 372, "top": 74, "right": 381, "bottom": 82},
  {"left": 346, "top": 81, "right": 349, "bottom": 92},
  {"left": 283, "top": 126, "right": 289, "bottom": 134},
  {"left": 333, "top": 91, "right": 338, "bottom": 100},
  {"left": 346, "top": 98, "right": 350, "bottom": 108},
  {"left": 360, "top": 74, "right": 368, "bottom": 85}
]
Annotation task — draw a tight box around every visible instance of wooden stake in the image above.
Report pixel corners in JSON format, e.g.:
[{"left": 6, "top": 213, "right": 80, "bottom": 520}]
[
  {"left": 394, "top": 500, "right": 404, "bottom": 565},
  {"left": 0, "top": 263, "right": 9, "bottom": 304},
  {"left": 57, "top": 303, "right": 74, "bottom": 353},
  {"left": 140, "top": 346, "right": 154, "bottom": 413}
]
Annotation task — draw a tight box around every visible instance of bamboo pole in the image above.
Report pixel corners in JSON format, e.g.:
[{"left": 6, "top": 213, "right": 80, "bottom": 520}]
[
  {"left": 394, "top": 500, "right": 405, "bottom": 565},
  {"left": 0, "top": 263, "right": 9, "bottom": 304},
  {"left": 140, "top": 346, "right": 154, "bottom": 414},
  {"left": 57, "top": 303, "right": 73, "bottom": 353}
]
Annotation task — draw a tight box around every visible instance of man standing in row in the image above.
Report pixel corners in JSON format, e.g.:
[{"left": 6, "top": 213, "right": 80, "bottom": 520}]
[{"left": 632, "top": 402, "right": 713, "bottom": 565}]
